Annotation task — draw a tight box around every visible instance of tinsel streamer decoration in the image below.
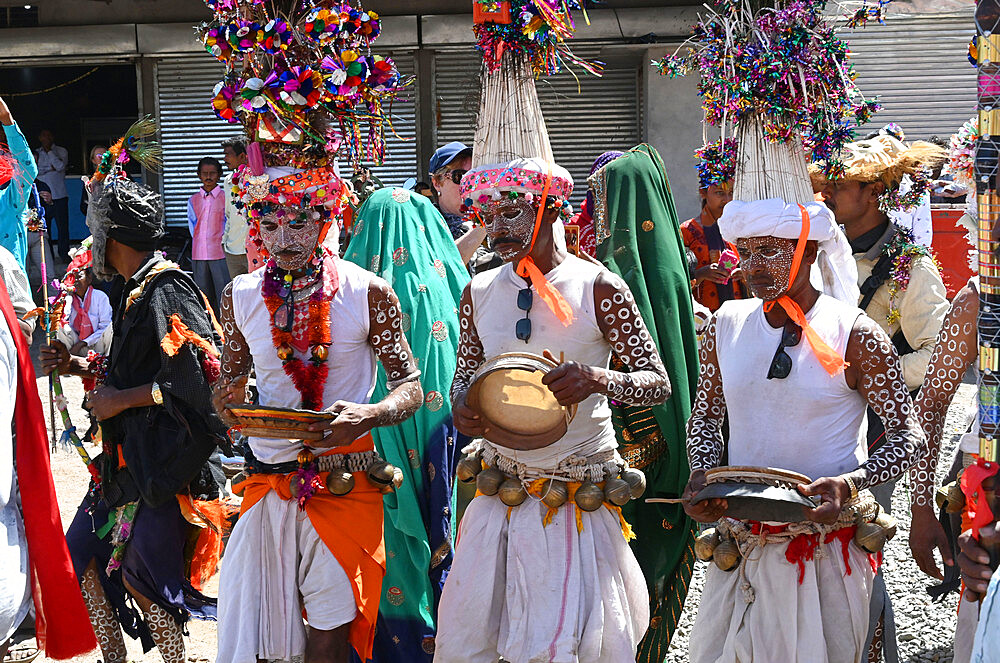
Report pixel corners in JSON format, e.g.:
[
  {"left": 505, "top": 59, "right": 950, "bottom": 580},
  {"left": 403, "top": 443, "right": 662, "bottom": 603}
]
[
  {"left": 653, "top": 0, "right": 888, "bottom": 176},
  {"left": 694, "top": 137, "right": 738, "bottom": 188},
  {"left": 472, "top": 0, "right": 600, "bottom": 77}
]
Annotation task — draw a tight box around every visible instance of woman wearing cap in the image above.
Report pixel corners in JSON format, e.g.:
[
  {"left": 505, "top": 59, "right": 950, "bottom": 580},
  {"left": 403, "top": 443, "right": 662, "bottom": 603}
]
[{"left": 429, "top": 142, "right": 490, "bottom": 267}]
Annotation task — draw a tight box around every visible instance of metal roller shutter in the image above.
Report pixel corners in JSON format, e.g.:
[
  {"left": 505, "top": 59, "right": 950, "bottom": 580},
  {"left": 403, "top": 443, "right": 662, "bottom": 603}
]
[
  {"left": 844, "top": 12, "right": 976, "bottom": 140},
  {"left": 433, "top": 44, "right": 642, "bottom": 203},
  {"left": 155, "top": 52, "right": 417, "bottom": 227},
  {"left": 155, "top": 57, "right": 230, "bottom": 228},
  {"left": 362, "top": 49, "right": 418, "bottom": 188}
]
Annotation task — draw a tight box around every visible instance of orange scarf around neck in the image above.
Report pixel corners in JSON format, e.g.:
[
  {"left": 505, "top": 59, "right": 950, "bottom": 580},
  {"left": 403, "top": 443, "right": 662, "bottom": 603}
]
[
  {"left": 761, "top": 205, "right": 848, "bottom": 377},
  {"left": 514, "top": 166, "right": 573, "bottom": 326}
]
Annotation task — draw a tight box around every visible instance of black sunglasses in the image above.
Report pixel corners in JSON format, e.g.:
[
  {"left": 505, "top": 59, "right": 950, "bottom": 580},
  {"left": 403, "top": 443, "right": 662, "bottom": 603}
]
[
  {"left": 515, "top": 287, "right": 532, "bottom": 343},
  {"left": 272, "top": 279, "right": 294, "bottom": 333},
  {"left": 447, "top": 169, "right": 468, "bottom": 185},
  {"left": 766, "top": 322, "right": 801, "bottom": 380}
]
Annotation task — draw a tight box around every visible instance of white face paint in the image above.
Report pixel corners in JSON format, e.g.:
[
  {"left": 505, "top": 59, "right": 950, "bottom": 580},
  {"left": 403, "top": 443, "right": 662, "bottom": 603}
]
[
  {"left": 736, "top": 236, "right": 797, "bottom": 301},
  {"left": 257, "top": 207, "right": 324, "bottom": 271},
  {"left": 483, "top": 198, "right": 537, "bottom": 262}
]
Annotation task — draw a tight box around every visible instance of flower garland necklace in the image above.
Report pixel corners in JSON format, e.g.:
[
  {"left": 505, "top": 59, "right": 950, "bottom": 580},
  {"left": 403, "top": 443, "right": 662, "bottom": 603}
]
[
  {"left": 884, "top": 227, "right": 938, "bottom": 327},
  {"left": 261, "top": 250, "right": 337, "bottom": 410}
]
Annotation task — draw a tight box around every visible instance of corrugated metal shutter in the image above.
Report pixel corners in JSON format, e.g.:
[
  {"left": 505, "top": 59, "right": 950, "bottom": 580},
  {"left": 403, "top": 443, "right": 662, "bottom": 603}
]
[
  {"left": 844, "top": 12, "right": 976, "bottom": 140},
  {"left": 433, "top": 44, "right": 642, "bottom": 203},
  {"left": 361, "top": 49, "right": 418, "bottom": 188},
  {"left": 155, "top": 52, "right": 417, "bottom": 227},
  {"left": 154, "top": 57, "right": 230, "bottom": 228}
]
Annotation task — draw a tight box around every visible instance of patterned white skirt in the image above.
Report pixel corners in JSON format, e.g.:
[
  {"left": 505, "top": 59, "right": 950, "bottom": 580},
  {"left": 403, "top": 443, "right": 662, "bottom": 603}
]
[{"left": 434, "top": 494, "right": 648, "bottom": 663}]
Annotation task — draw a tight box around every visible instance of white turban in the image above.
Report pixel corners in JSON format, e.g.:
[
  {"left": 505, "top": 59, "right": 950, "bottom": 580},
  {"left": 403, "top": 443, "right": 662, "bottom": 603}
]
[{"left": 719, "top": 198, "right": 860, "bottom": 306}]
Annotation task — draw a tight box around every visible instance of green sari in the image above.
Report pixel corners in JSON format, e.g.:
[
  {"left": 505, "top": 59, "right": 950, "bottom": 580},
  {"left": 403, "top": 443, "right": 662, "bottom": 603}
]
[
  {"left": 593, "top": 144, "right": 700, "bottom": 661},
  {"left": 345, "top": 187, "right": 470, "bottom": 662}
]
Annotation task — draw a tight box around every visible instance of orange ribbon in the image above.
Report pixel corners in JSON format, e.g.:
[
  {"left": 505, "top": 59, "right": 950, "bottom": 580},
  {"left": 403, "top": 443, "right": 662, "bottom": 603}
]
[
  {"left": 514, "top": 165, "right": 574, "bottom": 326},
  {"left": 762, "top": 205, "right": 848, "bottom": 377}
]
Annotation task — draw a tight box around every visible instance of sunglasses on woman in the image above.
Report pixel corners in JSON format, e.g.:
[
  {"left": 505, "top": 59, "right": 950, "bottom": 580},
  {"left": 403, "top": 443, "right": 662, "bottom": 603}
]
[{"left": 447, "top": 169, "right": 468, "bottom": 185}]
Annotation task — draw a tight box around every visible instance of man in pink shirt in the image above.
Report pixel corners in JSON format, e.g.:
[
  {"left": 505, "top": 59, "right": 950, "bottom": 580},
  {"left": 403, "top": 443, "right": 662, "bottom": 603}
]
[{"left": 187, "top": 156, "right": 230, "bottom": 314}]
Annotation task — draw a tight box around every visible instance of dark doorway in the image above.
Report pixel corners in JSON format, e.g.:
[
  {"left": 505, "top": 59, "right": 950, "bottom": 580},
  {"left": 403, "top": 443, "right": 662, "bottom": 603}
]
[{"left": 0, "top": 63, "right": 139, "bottom": 240}]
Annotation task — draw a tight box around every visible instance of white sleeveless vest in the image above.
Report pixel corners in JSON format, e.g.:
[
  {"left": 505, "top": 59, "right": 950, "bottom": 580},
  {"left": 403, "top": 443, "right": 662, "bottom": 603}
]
[
  {"left": 231, "top": 258, "right": 375, "bottom": 464},
  {"left": 470, "top": 255, "right": 616, "bottom": 469},
  {"left": 715, "top": 294, "right": 868, "bottom": 480}
]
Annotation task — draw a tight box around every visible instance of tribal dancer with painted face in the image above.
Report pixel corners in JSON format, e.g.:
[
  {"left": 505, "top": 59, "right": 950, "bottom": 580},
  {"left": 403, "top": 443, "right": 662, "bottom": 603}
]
[
  {"left": 435, "top": 8, "right": 669, "bottom": 661},
  {"left": 200, "top": 3, "right": 420, "bottom": 663},
  {"left": 658, "top": 2, "right": 925, "bottom": 661},
  {"left": 41, "top": 122, "right": 231, "bottom": 663}
]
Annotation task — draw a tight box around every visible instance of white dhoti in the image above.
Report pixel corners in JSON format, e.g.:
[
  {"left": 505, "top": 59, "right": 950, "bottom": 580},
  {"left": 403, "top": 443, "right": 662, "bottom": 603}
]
[
  {"left": 691, "top": 534, "right": 875, "bottom": 663},
  {"left": 217, "top": 491, "right": 357, "bottom": 663},
  {"left": 434, "top": 494, "right": 649, "bottom": 663}
]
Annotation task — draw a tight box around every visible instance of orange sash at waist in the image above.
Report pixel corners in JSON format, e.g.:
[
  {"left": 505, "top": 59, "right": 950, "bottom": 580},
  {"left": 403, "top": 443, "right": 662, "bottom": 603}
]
[{"left": 235, "top": 433, "right": 385, "bottom": 661}]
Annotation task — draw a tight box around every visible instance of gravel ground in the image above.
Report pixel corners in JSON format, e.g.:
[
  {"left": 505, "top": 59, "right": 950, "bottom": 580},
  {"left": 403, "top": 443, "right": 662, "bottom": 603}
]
[
  {"left": 665, "top": 382, "right": 975, "bottom": 663},
  {"left": 26, "top": 333, "right": 975, "bottom": 662}
]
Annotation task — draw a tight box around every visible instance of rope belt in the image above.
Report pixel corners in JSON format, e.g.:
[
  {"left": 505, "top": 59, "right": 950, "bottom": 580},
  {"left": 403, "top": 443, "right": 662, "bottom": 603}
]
[
  {"left": 244, "top": 449, "right": 380, "bottom": 475},
  {"left": 717, "top": 491, "right": 881, "bottom": 604},
  {"left": 467, "top": 439, "right": 622, "bottom": 483}
]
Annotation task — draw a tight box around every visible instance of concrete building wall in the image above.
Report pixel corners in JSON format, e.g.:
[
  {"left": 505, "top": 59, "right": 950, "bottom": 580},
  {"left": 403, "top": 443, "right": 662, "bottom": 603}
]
[{"left": 644, "top": 46, "right": 704, "bottom": 222}]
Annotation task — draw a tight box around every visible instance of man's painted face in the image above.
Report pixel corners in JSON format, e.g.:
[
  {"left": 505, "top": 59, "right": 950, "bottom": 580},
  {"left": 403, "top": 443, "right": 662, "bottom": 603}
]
[
  {"left": 736, "top": 236, "right": 797, "bottom": 301},
  {"left": 484, "top": 197, "right": 537, "bottom": 262},
  {"left": 257, "top": 207, "right": 324, "bottom": 271}
]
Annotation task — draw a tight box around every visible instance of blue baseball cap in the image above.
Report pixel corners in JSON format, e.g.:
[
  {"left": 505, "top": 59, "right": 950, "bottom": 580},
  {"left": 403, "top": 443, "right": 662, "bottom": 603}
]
[{"left": 429, "top": 141, "right": 472, "bottom": 174}]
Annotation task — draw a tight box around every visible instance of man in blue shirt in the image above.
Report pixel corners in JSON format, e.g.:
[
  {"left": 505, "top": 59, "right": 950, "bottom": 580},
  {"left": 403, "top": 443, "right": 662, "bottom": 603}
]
[{"left": 0, "top": 95, "right": 36, "bottom": 273}]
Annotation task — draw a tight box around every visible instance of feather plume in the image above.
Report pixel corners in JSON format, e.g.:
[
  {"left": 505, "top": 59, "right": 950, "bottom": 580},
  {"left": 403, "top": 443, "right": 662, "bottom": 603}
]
[{"left": 119, "top": 116, "right": 162, "bottom": 172}]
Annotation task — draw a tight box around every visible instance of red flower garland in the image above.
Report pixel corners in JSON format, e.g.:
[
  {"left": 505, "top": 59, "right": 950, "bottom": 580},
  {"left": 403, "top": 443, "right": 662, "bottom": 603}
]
[{"left": 261, "top": 255, "right": 336, "bottom": 410}]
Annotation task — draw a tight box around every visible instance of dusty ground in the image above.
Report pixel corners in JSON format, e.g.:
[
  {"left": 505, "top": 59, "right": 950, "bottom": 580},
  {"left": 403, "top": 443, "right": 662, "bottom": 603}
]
[{"left": 27, "top": 333, "right": 977, "bottom": 662}]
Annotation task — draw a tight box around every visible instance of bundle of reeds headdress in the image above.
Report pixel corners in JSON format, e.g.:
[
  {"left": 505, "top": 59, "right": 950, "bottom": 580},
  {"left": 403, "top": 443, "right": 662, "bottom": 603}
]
[
  {"left": 809, "top": 131, "right": 947, "bottom": 212},
  {"left": 200, "top": 0, "right": 407, "bottom": 257},
  {"left": 657, "top": 0, "right": 896, "bottom": 375},
  {"left": 459, "top": 1, "right": 596, "bottom": 326}
]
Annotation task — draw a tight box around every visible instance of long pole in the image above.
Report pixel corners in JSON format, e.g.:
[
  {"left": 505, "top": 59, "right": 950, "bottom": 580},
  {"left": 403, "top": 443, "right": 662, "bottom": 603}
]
[
  {"left": 36, "top": 217, "right": 57, "bottom": 450},
  {"left": 976, "top": 0, "right": 1000, "bottom": 569}
]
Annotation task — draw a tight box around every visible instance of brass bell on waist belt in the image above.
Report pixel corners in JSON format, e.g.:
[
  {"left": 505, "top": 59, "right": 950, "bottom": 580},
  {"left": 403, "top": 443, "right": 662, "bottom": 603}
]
[
  {"left": 367, "top": 461, "right": 396, "bottom": 493},
  {"left": 326, "top": 470, "right": 355, "bottom": 496},
  {"left": 456, "top": 453, "right": 483, "bottom": 483},
  {"left": 540, "top": 479, "right": 569, "bottom": 509},
  {"left": 499, "top": 478, "right": 528, "bottom": 507},
  {"left": 476, "top": 467, "right": 505, "bottom": 496},
  {"left": 604, "top": 477, "right": 632, "bottom": 507},
  {"left": 622, "top": 468, "right": 647, "bottom": 499},
  {"left": 694, "top": 528, "right": 721, "bottom": 562},
  {"left": 713, "top": 540, "right": 741, "bottom": 572},
  {"left": 854, "top": 522, "right": 887, "bottom": 554},
  {"left": 574, "top": 481, "right": 605, "bottom": 512}
]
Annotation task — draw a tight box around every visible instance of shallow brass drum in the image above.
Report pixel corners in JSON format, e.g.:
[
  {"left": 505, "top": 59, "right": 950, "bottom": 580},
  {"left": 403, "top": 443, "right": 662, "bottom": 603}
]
[
  {"left": 466, "top": 352, "right": 577, "bottom": 450},
  {"left": 694, "top": 466, "right": 817, "bottom": 523}
]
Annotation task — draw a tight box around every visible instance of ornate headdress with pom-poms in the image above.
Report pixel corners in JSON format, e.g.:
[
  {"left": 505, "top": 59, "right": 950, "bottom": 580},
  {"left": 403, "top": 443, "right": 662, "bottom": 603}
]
[{"left": 199, "top": 0, "right": 408, "bottom": 263}]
